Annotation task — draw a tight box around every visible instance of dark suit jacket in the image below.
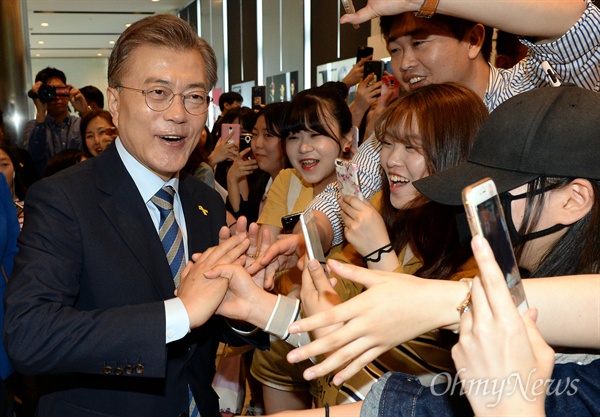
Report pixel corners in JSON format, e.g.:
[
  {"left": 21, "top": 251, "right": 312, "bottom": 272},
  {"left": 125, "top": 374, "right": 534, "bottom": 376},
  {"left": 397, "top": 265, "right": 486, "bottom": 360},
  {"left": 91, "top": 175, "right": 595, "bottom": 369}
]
[{"left": 4, "top": 144, "right": 266, "bottom": 417}]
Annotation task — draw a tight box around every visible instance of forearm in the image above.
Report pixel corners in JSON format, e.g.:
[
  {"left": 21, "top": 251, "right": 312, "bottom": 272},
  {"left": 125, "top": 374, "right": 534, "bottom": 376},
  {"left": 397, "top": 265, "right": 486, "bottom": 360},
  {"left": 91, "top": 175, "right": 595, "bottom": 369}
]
[
  {"left": 524, "top": 275, "right": 600, "bottom": 349},
  {"left": 234, "top": 290, "right": 283, "bottom": 333},
  {"left": 226, "top": 178, "right": 243, "bottom": 212},
  {"left": 35, "top": 109, "right": 46, "bottom": 123},
  {"left": 312, "top": 209, "right": 334, "bottom": 252},
  {"left": 435, "top": 0, "right": 586, "bottom": 42},
  {"left": 349, "top": 100, "right": 369, "bottom": 129}
]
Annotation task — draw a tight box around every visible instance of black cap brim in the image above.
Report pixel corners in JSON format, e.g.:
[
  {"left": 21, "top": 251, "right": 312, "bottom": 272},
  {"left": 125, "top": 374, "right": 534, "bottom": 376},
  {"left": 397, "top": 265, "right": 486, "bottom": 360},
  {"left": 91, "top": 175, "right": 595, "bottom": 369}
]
[{"left": 414, "top": 161, "right": 540, "bottom": 206}]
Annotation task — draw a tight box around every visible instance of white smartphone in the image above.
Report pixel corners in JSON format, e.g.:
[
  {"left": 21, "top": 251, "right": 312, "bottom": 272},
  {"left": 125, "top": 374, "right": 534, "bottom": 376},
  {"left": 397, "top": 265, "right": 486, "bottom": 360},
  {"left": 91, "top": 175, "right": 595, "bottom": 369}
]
[
  {"left": 300, "top": 209, "right": 327, "bottom": 269},
  {"left": 340, "top": 0, "right": 360, "bottom": 29},
  {"left": 335, "top": 158, "right": 364, "bottom": 201},
  {"left": 462, "top": 178, "right": 528, "bottom": 313}
]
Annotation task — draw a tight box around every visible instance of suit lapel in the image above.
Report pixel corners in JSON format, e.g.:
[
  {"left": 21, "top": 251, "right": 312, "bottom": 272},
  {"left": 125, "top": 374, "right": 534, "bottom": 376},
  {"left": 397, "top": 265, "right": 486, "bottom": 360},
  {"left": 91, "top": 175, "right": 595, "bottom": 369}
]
[
  {"left": 179, "top": 175, "right": 224, "bottom": 254},
  {"left": 94, "top": 145, "right": 175, "bottom": 299}
]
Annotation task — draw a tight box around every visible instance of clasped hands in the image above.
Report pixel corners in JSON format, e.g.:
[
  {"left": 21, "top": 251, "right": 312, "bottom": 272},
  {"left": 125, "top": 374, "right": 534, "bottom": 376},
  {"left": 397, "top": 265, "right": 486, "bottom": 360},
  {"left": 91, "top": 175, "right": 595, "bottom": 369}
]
[{"left": 175, "top": 216, "right": 342, "bottom": 339}]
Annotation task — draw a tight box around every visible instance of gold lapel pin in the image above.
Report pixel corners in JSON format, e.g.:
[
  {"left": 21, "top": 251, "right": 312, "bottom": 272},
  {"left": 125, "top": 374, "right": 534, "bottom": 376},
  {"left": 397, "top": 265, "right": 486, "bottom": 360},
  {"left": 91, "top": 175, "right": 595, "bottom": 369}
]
[{"left": 198, "top": 205, "right": 208, "bottom": 216}]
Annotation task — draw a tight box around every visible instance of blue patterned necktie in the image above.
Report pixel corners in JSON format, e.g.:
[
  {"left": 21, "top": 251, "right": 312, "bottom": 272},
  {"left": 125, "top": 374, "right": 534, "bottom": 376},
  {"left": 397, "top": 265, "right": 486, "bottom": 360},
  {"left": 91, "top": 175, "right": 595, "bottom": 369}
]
[
  {"left": 151, "top": 185, "right": 199, "bottom": 416},
  {"left": 151, "top": 185, "right": 185, "bottom": 287}
]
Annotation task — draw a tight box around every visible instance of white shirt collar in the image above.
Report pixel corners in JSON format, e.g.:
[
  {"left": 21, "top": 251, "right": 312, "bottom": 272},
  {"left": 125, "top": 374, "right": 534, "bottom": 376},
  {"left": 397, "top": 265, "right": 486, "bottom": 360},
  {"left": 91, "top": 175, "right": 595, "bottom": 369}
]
[{"left": 115, "top": 137, "right": 180, "bottom": 203}]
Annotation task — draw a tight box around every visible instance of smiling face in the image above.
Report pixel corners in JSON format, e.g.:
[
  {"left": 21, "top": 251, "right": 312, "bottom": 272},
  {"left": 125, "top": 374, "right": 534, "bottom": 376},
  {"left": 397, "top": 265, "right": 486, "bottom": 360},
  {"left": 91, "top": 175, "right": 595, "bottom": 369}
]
[
  {"left": 85, "top": 116, "right": 117, "bottom": 156},
  {"left": 387, "top": 14, "right": 476, "bottom": 92},
  {"left": 251, "top": 115, "right": 286, "bottom": 178},
  {"left": 379, "top": 119, "right": 428, "bottom": 209},
  {"left": 107, "top": 45, "right": 208, "bottom": 181},
  {"left": 286, "top": 129, "right": 341, "bottom": 195}
]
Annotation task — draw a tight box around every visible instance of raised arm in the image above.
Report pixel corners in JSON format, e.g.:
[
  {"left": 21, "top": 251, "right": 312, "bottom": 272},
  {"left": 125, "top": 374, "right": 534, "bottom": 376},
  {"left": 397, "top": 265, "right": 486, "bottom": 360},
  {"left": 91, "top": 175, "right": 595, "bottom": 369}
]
[
  {"left": 286, "top": 250, "right": 600, "bottom": 384},
  {"left": 452, "top": 235, "right": 555, "bottom": 416},
  {"left": 342, "top": 0, "right": 588, "bottom": 43}
]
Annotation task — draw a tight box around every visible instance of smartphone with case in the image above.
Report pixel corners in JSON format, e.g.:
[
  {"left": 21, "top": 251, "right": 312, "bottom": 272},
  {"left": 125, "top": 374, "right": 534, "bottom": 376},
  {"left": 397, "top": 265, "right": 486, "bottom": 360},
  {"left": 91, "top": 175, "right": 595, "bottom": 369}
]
[
  {"left": 341, "top": 0, "right": 360, "bottom": 29},
  {"left": 221, "top": 123, "right": 240, "bottom": 147},
  {"left": 300, "top": 210, "right": 327, "bottom": 269},
  {"left": 252, "top": 86, "right": 266, "bottom": 110},
  {"left": 363, "top": 60, "right": 383, "bottom": 83},
  {"left": 356, "top": 46, "right": 373, "bottom": 63},
  {"left": 239, "top": 133, "right": 254, "bottom": 160},
  {"left": 281, "top": 212, "right": 302, "bottom": 234},
  {"left": 335, "top": 158, "right": 364, "bottom": 201},
  {"left": 462, "top": 178, "right": 528, "bottom": 313}
]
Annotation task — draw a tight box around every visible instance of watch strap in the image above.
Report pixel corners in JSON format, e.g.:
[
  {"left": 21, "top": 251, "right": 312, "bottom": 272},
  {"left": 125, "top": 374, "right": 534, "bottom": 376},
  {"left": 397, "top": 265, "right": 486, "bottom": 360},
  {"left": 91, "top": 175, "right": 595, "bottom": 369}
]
[{"left": 415, "top": 0, "right": 440, "bottom": 18}]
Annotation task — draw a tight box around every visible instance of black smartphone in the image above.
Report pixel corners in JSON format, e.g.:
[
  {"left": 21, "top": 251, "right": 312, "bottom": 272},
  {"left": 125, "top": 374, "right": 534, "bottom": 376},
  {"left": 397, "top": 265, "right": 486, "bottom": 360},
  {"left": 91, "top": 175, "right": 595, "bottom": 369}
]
[
  {"left": 462, "top": 178, "right": 528, "bottom": 313},
  {"left": 281, "top": 212, "right": 301, "bottom": 234},
  {"left": 356, "top": 46, "right": 374, "bottom": 63},
  {"left": 252, "top": 85, "right": 266, "bottom": 110},
  {"left": 239, "top": 133, "right": 254, "bottom": 160},
  {"left": 363, "top": 60, "right": 383, "bottom": 82}
]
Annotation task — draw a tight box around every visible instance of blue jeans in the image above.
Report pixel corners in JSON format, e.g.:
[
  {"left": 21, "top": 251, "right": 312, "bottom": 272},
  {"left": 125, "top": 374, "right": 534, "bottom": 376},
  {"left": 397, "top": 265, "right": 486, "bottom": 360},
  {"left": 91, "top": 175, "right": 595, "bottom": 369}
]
[{"left": 362, "top": 358, "right": 600, "bottom": 416}]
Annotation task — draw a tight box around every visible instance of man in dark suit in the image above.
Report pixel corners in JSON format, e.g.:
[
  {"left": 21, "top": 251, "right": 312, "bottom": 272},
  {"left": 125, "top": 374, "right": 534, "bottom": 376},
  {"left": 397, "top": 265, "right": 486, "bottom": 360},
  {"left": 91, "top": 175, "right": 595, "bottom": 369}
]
[{"left": 4, "top": 14, "right": 265, "bottom": 417}]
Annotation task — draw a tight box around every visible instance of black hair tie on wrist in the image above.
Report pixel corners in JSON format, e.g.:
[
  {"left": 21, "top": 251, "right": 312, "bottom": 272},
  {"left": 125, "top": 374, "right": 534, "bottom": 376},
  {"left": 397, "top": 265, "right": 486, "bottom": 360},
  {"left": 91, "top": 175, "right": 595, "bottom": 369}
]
[
  {"left": 362, "top": 242, "right": 394, "bottom": 263},
  {"left": 324, "top": 402, "right": 330, "bottom": 417}
]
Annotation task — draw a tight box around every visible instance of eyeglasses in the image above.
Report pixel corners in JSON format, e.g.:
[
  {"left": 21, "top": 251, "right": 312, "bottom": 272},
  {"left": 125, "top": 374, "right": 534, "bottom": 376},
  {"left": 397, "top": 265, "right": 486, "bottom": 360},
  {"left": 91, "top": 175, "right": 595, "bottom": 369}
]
[{"left": 117, "top": 85, "right": 213, "bottom": 115}]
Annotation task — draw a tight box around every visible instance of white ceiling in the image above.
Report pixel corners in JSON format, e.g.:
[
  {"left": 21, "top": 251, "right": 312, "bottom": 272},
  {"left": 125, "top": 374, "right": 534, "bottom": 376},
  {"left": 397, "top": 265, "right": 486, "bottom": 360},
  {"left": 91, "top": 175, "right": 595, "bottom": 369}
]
[{"left": 26, "top": 0, "right": 193, "bottom": 58}]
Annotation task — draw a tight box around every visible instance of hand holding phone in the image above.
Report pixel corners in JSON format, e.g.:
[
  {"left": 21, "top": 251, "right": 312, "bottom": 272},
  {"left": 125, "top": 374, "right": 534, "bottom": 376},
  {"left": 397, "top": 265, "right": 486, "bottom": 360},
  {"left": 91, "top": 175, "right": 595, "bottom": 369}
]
[
  {"left": 363, "top": 60, "right": 384, "bottom": 83},
  {"left": 239, "top": 133, "right": 254, "bottom": 160},
  {"left": 462, "top": 178, "right": 528, "bottom": 313}
]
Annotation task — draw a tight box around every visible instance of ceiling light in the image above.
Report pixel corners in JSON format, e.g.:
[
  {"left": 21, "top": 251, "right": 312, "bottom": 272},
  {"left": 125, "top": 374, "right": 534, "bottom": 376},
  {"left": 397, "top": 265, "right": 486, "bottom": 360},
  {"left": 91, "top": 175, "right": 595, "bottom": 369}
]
[
  {"left": 35, "top": 54, "right": 41, "bottom": 57},
  {"left": 97, "top": 53, "right": 103, "bottom": 56},
  {"left": 109, "top": 40, "right": 115, "bottom": 44},
  {"left": 125, "top": 23, "right": 131, "bottom": 28},
  {"left": 152, "top": 0, "right": 160, "bottom": 2},
  {"left": 38, "top": 40, "right": 44, "bottom": 45},
  {"left": 41, "top": 22, "right": 49, "bottom": 27}
]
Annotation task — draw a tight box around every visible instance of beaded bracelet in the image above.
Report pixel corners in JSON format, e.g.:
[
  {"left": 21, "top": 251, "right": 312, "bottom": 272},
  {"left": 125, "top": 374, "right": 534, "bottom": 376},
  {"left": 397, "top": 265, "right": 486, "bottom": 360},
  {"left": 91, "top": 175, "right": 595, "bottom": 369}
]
[{"left": 362, "top": 242, "right": 394, "bottom": 263}]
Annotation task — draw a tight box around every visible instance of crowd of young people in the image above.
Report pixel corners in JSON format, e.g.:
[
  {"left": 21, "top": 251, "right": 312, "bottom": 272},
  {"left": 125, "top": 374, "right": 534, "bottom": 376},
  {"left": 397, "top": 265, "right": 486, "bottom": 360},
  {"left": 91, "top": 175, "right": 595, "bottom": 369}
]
[{"left": 2, "top": 1, "right": 600, "bottom": 416}]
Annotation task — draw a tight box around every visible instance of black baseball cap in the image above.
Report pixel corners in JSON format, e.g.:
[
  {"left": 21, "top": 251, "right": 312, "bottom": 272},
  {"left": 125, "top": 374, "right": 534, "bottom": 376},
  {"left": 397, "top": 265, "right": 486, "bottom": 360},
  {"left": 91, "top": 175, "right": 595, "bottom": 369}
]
[{"left": 414, "top": 84, "right": 600, "bottom": 205}]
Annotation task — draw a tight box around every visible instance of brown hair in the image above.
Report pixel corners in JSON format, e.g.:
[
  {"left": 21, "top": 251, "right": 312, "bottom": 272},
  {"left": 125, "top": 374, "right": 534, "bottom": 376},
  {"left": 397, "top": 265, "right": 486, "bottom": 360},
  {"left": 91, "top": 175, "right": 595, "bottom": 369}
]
[
  {"left": 108, "top": 14, "right": 217, "bottom": 90},
  {"left": 376, "top": 83, "right": 488, "bottom": 278}
]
